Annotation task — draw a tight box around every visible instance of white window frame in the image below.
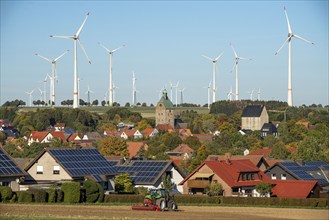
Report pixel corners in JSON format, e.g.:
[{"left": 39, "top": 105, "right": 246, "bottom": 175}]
[
  {"left": 53, "top": 165, "right": 60, "bottom": 175},
  {"left": 281, "top": 173, "right": 287, "bottom": 180},
  {"left": 36, "top": 165, "right": 43, "bottom": 174},
  {"left": 271, "top": 173, "right": 276, "bottom": 180}
]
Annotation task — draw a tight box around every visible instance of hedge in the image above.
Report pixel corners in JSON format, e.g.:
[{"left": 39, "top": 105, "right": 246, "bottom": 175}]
[
  {"left": 103, "top": 194, "right": 327, "bottom": 208},
  {"left": 83, "top": 179, "right": 99, "bottom": 203},
  {"left": 30, "top": 190, "right": 48, "bottom": 203},
  {"left": 0, "top": 186, "right": 13, "bottom": 202},
  {"left": 17, "top": 191, "right": 33, "bottom": 203},
  {"left": 97, "top": 183, "right": 105, "bottom": 203},
  {"left": 61, "top": 182, "right": 80, "bottom": 203},
  {"left": 46, "top": 188, "right": 57, "bottom": 203}
]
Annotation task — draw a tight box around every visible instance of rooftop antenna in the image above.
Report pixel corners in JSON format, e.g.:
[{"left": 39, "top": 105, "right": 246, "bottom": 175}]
[
  {"left": 50, "top": 12, "right": 91, "bottom": 108},
  {"left": 275, "top": 6, "right": 314, "bottom": 106}
]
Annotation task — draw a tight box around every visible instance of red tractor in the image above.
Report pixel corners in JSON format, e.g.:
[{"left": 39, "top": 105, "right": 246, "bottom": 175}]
[{"left": 132, "top": 188, "right": 178, "bottom": 211}]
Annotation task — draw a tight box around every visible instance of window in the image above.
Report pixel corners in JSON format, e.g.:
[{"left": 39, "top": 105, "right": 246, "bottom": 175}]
[
  {"left": 271, "top": 173, "right": 276, "bottom": 180},
  {"left": 251, "top": 174, "right": 255, "bottom": 180},
  {"left": 37, "top": 165, "right": 43, "bottom": 174},
  {"left": 53, "top": 165, "right": 60, "bottom": 175},
  {"left": 281, "top": 174, "right": 286, "bottom": 180},
  {"left": 242, "top": 174, "right": 246, "bottom": 181}
]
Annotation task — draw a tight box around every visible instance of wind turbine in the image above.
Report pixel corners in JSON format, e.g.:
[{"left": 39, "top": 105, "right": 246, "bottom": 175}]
[
  {"left": 173, "top": 81, "right": 179, "bottom": 107},
  {"left": 203, "top": 81, "right": 211, "bottom": 109},
  {"left": 50, "top": 12, "right": 91, "bottom": 108},
  {"left": 227, "top": 86, "right": 234, "bottom": 101},
  {"left": 85, "top": 85, "right": 94, "bottom": 105},
  {"left": 257, "top": 88, "right": 261, "bottom": 100},
  {"left": 202, "top": 52, "right": 223, "bottom": 103},
  {"left": 230, "top": 44, "right": 252, "bottom": 101},
  {"left": 248, "top": 88, "right": 255, "bottom": 101},
  {"left": 25, "top": 90, "right": 34, "bottom": 107},
  {"left": 179, "top": 88, "right": 185, "bottom": 105},
  {"left": 78, "top": 77, "right": 83, "bottom": 104},
  {"left": 38, "top": 88, "right": 43, "bottom": 102},
  {"left": 132, "top": 71, "right": 137, "bottom": 106},
  {"left": 35, "top": 50, "right": 69, "bottom": 106},
  {"left": 99, "top": 43, "right": 125, "bottom": 107},
  {"left": 169, "top": 81, "right": 174, "bottom": 101},
  {"left": 113, "top": 82, "right": 119, "bottom": 103},
  {"left": 275, "top": 6, "right": 314, "bottom": 107}
]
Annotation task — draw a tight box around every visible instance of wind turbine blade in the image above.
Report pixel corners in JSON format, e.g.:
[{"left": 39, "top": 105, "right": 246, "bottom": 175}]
[
  {"left": 284, "top": 6, "right": 292, "bottom": 34},
  {"left": 230, "top": 62, "right": 236, "bottom": 73},
  {"left": 78, "top": 39, "right": 91, "bottom": 64},
  {"left": 239, "top": 56, "right": 252, "bottom": 61},
  {"left": 35, "top": 53, "right": 52, "bottom": 63},
  {"left": 111, "top": 44, "right": 125, "bottom": 53},
  {"left": 54, "top": 50, "right": 69, "bottom": 62},
  {"left": 275, "top": 37, "right": 290, "bottom": 55},
  {"left": 230, "top": 43, "right": 238, "bottom": 58},
  {"left": 50, "top": 35, "right": 74, "bottom": 39},
  {"left": 293, "top": 34, "right": 314, "bottom": 45},
  {"left": 76, "top": 12, "right": 90, "bottom": 37},
  {"left": 215, "top": 52, "right": 224, "bottom": 61},
  {"left": 98, "top": 42, "right": 111, "bottom": 53},
  {"left": 202, "top": 55, "right": 213, "bottom": 61}
]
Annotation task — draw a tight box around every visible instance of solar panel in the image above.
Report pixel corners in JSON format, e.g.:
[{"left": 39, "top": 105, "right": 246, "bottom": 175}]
[
  {"left": 0, "top": 148, "right": 25, "bottom": 176},
  {"left": 49, "top": 148, "right": 117, "bottom": 177}
]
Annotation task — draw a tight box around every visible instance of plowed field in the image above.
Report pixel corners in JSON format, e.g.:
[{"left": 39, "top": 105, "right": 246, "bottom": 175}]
[{"left": 0, "top": 204, "right": 328, "bottom": 220}]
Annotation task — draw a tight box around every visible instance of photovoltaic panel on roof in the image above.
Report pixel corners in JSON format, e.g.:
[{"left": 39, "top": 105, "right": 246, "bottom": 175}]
[
  {"left": 49, "top": 148, "right": 116, "bottom": 177},
  {"left": 0, "top": 148, "right": 25, "bottom": 176}
]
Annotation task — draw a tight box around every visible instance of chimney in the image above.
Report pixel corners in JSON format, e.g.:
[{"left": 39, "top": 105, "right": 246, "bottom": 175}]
[{"left": 225, "top": 152, "right": 232, "bottom": 165}]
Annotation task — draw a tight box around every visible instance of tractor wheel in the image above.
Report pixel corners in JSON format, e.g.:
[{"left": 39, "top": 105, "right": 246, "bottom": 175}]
[
  {"left": 168, "top": 200, "right": 177, "bottom": 211},
  {"left": 156, "top": 199, "right": 166, "bottom": 211}
]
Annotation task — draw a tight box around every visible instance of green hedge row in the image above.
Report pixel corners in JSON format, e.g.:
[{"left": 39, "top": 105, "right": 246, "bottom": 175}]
[{"left": 103, "top": 194, "right": 328, "bottom": 208}]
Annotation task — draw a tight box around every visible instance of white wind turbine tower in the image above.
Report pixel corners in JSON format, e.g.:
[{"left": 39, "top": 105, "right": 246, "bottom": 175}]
[
  {"left": 113, "top": 83, "right": 119, "bottom": 103},
  {"left": 169, "top": 81, "right": 174, "bottom": 101},
  {"left": 85, "top": 85, "right": 94, "bottom": 105},
  {"left": 132, "top": 71, "right": 137, "bottom": 106},
  {"left": 257, "top": 88, "right": 261, "bottom": 100},
  {"left": 78, "top": 77, "right": 83, "bottom": 104},
  {"left": 204, "top": 81, "right": 211, "bottom": 109},
  {"left": 25, "top": 90, "right": 34, "bottom": 107},
  {"left": 38, "top": 88, "right": 43, "bottom": 102},
  {"left": 173, "top": 81, "right": 179, "bottom": 107},
  {"left": 50, "top": 12, "right": 91, "bottom": 109},
  {"left": 230, "top": 44, "right": 252, "bottom": 101},
  {"left": 179, "top": 88, "right": 185, "bottom": 105},
  {"left": 275, "top": 6, "right": 314, "bottom": 107},
  {"left": 42, "top": 75, "right": 48, "bottom": 105},
  {"left": 227, "top": 86, "right": 234, "bottom": 101},
  {"left": 202, "top": 52, "right": 223, "bottom": 103},
  {"left": 35, "top": 50, "right": 69, "bottom": 106},
  {"left": 248, "top": 88, "right": 255, "bottom": 100},
  {"left": 99, "top": 43, "right": 125, "bottom": 107}
]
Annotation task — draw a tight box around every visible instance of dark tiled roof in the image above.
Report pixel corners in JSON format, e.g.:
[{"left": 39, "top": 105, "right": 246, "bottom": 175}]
[
  {"left": 261, "top": 123, "right": 278, "bottom": 133},
  {"left": 0, "top": 148, "right": 26, "bottom": 177},
  {"left": 241, "top": 105, "right": 265, "bottom": 117},
  {"left": 157, "top": 89, "right": 174, "bottom": 109}
]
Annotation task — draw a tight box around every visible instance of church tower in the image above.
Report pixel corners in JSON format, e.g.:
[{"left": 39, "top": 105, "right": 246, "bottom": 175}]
[{"left": 155, "top": 89, "right": 175, "bottom": 129}]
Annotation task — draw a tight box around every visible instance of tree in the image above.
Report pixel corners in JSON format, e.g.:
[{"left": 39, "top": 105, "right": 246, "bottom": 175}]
[
  {"left": 125, "top": 102, "right": 130, "bottom": 107},
  {"left": 160, "top": 132, "right": 182, "bottom": 150},
  {"left": 255, "top": 182, "right": 272, "bottom": 197},
  {"left": 135, "top": 119, "right": 151, "bottom": 132},
  {"left": 92, "top": 99, "right": 99, "bottom": 106},
  {"left": 295, "top": 136, "right": 329, "bottom": 162},
  {"left": 101, "top": 100, "right": 106, "bottom": 106},
  {"left": 189, "top": 144, "right": 210, "bottom": 172},
  {"left": 0, "top": 132, "right": 6, "bottom": 145},
  {"left": 183, "top": 136, "right": 201, "bottom": 151},
  {"left": 161, "top": 174, "right": 174, "bottom": 191},
  {"left": 270, "top": 141, "right": 290, "bottom": 159},
  {"left": 205, "top": 181, "right": 223, "bottom": 196},
  {"left": 97, "top": 136, "right": 129, "bottom": 157},
  {"left": 114, "top": 173, "right": 133, "bottom": 193}
]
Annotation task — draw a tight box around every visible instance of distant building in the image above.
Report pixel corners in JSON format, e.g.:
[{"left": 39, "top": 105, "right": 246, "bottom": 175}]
[
  {"left": 155, "top": 89, "right": 176, "bottom": 129},
  {"left": 260, "top": 123, "right": 278, "bottom": 137},
  {"left": 241, "top": 105, "right": 269, "bottom": 131}
]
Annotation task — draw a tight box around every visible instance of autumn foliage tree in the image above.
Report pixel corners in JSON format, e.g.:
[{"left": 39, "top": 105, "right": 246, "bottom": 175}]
[{"left": 97, "top": 136, "right": 129, "bottom": 157}]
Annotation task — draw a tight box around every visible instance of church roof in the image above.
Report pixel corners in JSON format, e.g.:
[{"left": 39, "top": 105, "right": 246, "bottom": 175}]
[
  {"left": 157, "top": 89, "right": 174, "bottom": 109},
  {"left": 241, "top": 105, "right": 266, "bottom": 117}
]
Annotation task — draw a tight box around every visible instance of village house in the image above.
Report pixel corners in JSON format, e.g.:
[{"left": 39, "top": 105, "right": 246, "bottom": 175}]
[
  {"left": 142, "top": 127, "right": 159, "bottom": 139},
  {"left": 241, "top": 105, "right": 269, "bottom": 131},
  {"left": 271, "top": 180, "right": 321, "bottom": 198},
  {"left": 166, "top": 144, "right": 194, "bottom": 163},
  {"left": 24, "top": 148, "right": 117, "bottom": 191},
  {"left": 180, "top": 157, "right": 271, "bottom": 197},
  {"left": 0, "top": 148, "right": 26, "bottom": 191},
  {"left": 28, "top": 131, "right": 67, "bottom": 146},
  {"left": 260, "top": 122, "right": 278, "bottom": 137},
  {"left": 108, "top": 159, "right": 186, "bottom": 193},
  {"left": 155, "top": 89, "right": 177, "bottom": 129},
  {"left": 120, "top": 128, "right": 143, "bottom": 140},
  {"left": 126, "top": 142, "right": 148, "bottom": 158}
]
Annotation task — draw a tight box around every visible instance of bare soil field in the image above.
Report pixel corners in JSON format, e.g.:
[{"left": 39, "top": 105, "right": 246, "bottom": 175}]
[{"left": 0, "top": 204, "right": 328, "bottom": 220}]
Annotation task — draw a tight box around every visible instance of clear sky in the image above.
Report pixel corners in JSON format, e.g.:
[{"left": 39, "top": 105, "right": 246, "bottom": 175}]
[{"left": 1, "top": 1, "right": 328, "bottom": 107}]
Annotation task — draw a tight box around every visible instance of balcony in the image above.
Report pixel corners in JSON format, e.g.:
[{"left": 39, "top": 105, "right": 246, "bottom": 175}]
[{"left": 187, "top": 180, "right": 209, "bottom": 188}]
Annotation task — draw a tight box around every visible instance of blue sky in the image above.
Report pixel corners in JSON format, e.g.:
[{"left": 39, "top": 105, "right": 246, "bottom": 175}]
[{"left": 1, "top": 1, "right": 328, "bottom": 106}]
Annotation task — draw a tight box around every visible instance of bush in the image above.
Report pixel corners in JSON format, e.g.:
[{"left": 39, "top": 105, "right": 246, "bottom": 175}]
[
  {"left": 83, "top": 179, "right": 99, "bottom": 203},
  {"left": 61, "top": 182, "right": 81, "bottom": 203},
  {"left": 134, "top": 187, "right": 148, "bottom": 196},
  {"left": 0, "top": 186, "right": 13, "bottom": 202},
  {"left": 104, "top": 194, "right": 144, "bottom": 203},
  {"left": 10, "top": 192, "right": 17, "bottom": 203},
  {"left": 30, "top": 190, "right": 48, "bottom": 203},
  {"left": 17, "top": 191, "right": 33, "bottom": 203},
  {"left": 56, "top": 189, "right": 64, "bottom": 203},
  {"left": 97, "top": 183, "right": 105, "bottom": 203},
  {"left": 46, "top": 188, "right": 57, "bottom": 203}
]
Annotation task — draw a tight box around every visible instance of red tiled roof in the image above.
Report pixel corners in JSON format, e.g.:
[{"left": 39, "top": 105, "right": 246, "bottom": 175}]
[
  {"left": 67, "top": 133, "right": 80, "bottom": 142},
  {"left": 266, "top": 159, "right": 284, "bottom": 167},
  {"left": 192, "top": 134, "right": 213, "bottom": 142},
  {"left": 207, "top": 155, "right": 266, "bottom": 168},
  {"left": 178, "top": 129, "right": 192, "bottom": 136},
  {"left": 50, "top": 131, "right": 67, "bottom": 142},
  {"left": 122, "top": 128, "right": 137, "bottom": 137},
  {"left": 30, "top": 131, "right": 49, "bottom": 142},
  {"left": 142, "top": 128, "right": 157, "bottom": 136},
  {"left": 104, "top": 130, "right": 121, "bottom": 137},
  {"left": 172, "top": 144, "right": 194, "bottom": 157},
  {"left": 156, "top": 124, "right": 173, "bottom": 131},
  {"left": 249, "top": 147, "right": 272, "bottom": 158},
  {"left": 127, "top": 142, "right": 144, "bottom": 158},
  {"left": 180, "top": 159, "right": 270, "bottom": 187},
  {"left": 271, "top": 180, "right": 319, "bottom": 198}
]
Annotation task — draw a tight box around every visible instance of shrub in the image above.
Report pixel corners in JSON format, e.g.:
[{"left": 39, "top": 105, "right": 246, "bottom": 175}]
[
  {"left": 83, "top": 179, "right": 99, "bottom": 203},
  {"left": 114, "top": 173, "right": 133, "bottom": 193},
  {"left": 97, "top": 183, "right": 105, "bottom": 203},
  {"left": 0, "top": 186, "right": 13, "bottom": 202},
  {"left": 17, "top": 191, "right": 33, "bottom": 203},
  {"left": 255, "top": 182, "right": 272, "bottom": 197},
  {"left": 10, "top": 192, "right": 17, "bottom": 203},
  {"left": 46, "top": 188, "right": 57, "bottom": 203},
  {"left": 61, "top": 182, "right": 81, "bottom": 203},
  {"left": 56, "top": 189, "right": 64, "bottom": 203},
  {"left": 134, "top": 187, "right": 148, "bottom": 196},
  {"left": 30, "top": 190, "right": 48, "bottom": 203}
]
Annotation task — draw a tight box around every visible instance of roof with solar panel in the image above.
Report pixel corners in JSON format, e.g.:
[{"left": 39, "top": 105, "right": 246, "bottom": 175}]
[
  {"left": 0, "top": 148, "right": 26, "bottom": 177},
  {"left": 268, "top": 160, "right": 329, "bottom": 185},
  {"left": 108, "top": 159, "right": 184, "bottom": 185},
  {"left": 25, "top": 148, "right": 117, "bottom": 180}
]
